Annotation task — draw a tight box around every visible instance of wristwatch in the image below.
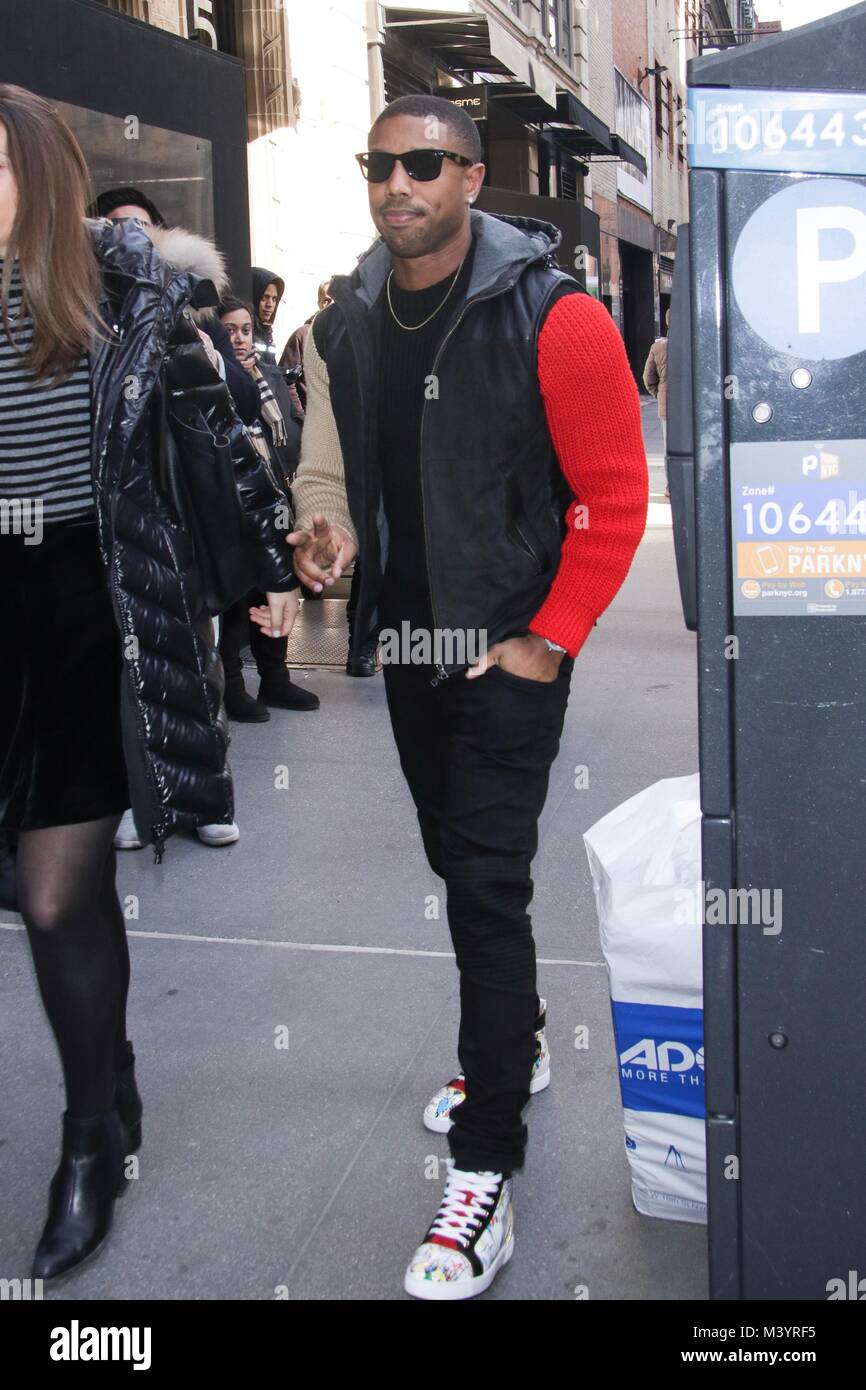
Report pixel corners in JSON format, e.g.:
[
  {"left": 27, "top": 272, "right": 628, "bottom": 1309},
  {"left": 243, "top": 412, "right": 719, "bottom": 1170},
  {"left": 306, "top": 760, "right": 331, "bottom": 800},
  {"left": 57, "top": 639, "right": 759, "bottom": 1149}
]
[{"left": 544, "top": 638, "right": 567, "bottom": 654}]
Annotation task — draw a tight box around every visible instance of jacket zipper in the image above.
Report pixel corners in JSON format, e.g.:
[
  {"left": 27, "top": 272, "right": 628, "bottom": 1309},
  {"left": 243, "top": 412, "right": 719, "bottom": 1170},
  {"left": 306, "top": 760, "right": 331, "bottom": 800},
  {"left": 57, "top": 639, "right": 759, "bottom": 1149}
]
[
  {"left": 95, "top": 270, "right": 219, "bottom": 864},
  {"left": 96, "top": 323, "right": 168, "bottom": 863},
  {"left": 420, "top": 278, "right": 519, "bottom": 686},
  {"left": 257, "top": 441, "right": 285, "bottom": 503},
  {"left": 108, "top": 498, "right": 168, "bottom": 863}
]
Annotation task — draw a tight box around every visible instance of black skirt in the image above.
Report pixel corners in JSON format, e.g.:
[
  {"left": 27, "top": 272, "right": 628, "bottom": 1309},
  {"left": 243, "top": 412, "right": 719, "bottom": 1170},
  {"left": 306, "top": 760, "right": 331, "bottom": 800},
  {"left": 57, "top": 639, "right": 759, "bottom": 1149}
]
[{"left": 0, "top": 515, "right": 130, "bottom": 830}]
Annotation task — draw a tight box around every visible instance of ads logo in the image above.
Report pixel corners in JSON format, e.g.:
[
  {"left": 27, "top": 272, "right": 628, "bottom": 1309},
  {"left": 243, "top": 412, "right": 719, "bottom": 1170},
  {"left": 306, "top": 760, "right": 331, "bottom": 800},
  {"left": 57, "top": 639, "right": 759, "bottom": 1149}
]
[
  {"left": 612, "top": 1001, "right": 705, "bottom": 1119},
  {"left": 620, "top": 1039, "right": 705, "bottom": 1073}
]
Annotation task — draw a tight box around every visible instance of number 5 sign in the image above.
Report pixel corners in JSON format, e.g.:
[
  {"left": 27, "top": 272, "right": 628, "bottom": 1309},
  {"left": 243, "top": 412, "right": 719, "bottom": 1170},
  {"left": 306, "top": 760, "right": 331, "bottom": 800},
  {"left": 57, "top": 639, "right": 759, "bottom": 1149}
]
[{"left": 188, "top": 0, "right": 218, "bottom": 48}]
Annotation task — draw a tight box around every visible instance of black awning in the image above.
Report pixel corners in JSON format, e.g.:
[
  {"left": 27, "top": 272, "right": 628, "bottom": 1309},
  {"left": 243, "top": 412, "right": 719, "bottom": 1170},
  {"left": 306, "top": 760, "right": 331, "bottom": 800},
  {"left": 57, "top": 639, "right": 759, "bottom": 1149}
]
[
  {"left": 610, "top": 134, "right": 647, "bottom": 177},
  {"left": 559, "top": 92, "right": 613, "bottom": 153},
  {"left": 474, "top": 85, "right": 648, "bottom": 175},
  {"left": 383, "top": 9, "right": 522, "bottom": 82},
  {"left": 480, "top": 84, "right": 615, "bottom": 156},
  {"left": 383, "top": 9, "right": 644, "bottom": 173}
]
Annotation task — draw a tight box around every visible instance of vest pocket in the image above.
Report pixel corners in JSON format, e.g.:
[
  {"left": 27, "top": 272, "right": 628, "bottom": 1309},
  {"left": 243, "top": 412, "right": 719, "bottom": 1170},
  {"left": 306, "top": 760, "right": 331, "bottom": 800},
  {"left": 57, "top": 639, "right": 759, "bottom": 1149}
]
[{"left": 505, "top": 472, "right": 546, "bottom": 574}]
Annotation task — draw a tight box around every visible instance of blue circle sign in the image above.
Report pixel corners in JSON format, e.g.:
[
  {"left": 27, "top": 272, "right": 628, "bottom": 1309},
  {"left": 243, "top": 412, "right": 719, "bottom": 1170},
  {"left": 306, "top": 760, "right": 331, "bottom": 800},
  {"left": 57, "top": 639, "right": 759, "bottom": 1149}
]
[{"left": 732, "top": 176, "right": 866, "bottom": 360}]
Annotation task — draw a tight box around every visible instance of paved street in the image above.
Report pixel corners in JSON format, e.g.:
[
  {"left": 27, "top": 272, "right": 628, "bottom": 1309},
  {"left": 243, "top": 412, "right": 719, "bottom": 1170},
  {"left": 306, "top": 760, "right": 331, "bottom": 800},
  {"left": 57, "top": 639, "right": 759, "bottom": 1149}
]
[{"left": 0, "top": 400, "right": 707, "bottom": 1301}]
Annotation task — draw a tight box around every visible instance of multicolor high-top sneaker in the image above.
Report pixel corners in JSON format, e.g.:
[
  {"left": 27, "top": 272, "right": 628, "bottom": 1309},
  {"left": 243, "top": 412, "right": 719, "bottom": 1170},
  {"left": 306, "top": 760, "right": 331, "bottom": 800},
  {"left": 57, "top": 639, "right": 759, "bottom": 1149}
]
[
  {"left": 404, "top": 1161, "right": 514, "bottom": 1301},
  {"left": 423, "top": 998, "right": 550, "bottom": 1134}
]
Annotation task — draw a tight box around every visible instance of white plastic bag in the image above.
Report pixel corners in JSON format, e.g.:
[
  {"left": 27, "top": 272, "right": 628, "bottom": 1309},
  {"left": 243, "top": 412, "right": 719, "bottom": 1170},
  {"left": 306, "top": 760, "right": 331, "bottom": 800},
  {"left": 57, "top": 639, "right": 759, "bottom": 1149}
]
[{"left": 583, "top": 774, "right": 706, "bottom": 1224}]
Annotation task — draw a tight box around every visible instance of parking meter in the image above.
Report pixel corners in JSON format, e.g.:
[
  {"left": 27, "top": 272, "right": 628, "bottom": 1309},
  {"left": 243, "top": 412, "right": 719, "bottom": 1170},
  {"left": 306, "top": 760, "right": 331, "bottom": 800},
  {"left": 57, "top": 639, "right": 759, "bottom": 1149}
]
[
  {"left": 666, "top": 225, "right": 696, "bottom": 631},
  {"left": 687, "top": 2, "right": 866, "bottom": 1299}
]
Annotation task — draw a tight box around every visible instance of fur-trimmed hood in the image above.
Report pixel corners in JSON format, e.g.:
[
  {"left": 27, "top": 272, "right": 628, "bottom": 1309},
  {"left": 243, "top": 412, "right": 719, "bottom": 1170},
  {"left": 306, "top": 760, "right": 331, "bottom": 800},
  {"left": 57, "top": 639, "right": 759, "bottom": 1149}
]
[
  {"left": 148, "top": 224, "right": 229, "bottom": 299},
  {"left": 87, "top": 216, "right": 230, "bottom": 309}
]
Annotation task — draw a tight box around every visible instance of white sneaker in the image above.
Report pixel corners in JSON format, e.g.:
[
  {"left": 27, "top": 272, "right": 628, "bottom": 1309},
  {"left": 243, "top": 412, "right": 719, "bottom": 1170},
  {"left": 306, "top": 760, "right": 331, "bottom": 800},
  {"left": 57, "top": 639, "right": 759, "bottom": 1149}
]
[
  {"left": 196, "top": 822, "right": 240, "bottom": 846},
  {"left": 114, "top": 809, "right": 144, "bottom": 851},
  {"left": 404, "top": 1161, "right": 514, "bottom": 1301},
  {"left": 423, "top": 998, "right": 550, "bottom": 1134}
]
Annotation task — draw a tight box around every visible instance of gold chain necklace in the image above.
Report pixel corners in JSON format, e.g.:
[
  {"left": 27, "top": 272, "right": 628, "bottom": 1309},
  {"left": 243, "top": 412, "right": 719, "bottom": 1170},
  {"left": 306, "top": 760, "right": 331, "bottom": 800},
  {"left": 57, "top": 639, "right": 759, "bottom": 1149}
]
[{"left": 386, "top": 256, "right": 465, "bottom": 331}]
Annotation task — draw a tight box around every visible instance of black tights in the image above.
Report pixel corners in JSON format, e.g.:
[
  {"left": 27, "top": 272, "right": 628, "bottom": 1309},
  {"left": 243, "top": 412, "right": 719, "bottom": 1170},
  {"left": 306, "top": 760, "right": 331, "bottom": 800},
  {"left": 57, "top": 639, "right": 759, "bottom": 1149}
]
[{"left": 16, "top": 814, "right": 130, "bottom": 1119}]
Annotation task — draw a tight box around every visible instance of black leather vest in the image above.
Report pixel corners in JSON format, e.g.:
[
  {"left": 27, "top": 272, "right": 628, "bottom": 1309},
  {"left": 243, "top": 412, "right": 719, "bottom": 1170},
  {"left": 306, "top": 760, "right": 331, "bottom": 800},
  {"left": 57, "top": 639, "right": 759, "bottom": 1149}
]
[{"left": 316, "top": 211, "right": 582, "bottom": 675}]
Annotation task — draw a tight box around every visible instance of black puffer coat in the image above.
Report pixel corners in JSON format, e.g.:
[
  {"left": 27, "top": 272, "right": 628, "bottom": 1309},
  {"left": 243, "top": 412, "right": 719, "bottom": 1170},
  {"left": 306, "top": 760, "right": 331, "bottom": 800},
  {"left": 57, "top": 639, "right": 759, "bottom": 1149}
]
[
  {"left": 88, "top": 219, "right": 295, "bottom": 859},
  {"left": 259, "top": 361, "right": 302, "bottom": 484}
]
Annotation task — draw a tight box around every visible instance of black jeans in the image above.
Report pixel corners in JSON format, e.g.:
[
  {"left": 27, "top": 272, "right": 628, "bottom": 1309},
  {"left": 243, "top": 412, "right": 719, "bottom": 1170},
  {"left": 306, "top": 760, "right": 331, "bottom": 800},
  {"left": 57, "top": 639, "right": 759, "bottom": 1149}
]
[
  {"left": 219, "top": 587, "right": 287, "bottom": 687},
  {"left": 383, "top": 653, "right": 573, "bottom": 1173},
  {"left": 347, "top": 561, "right": 379, "bottom": 646}
]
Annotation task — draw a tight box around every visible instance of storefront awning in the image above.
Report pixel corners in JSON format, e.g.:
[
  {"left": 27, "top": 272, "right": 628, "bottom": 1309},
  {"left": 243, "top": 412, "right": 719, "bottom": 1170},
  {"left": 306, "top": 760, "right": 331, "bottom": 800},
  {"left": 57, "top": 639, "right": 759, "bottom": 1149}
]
[
  {"left": 478, "top": 85, "right": 647, "bottom": 176},
  {"left": 383, "top": 5, "right": 558, "bottom": 109},
  {"left": 610, "top": 134, "right": 647, "bottom": 178},
  {"left": 383, "top": 6, "right": 647, "bottom": 176}
]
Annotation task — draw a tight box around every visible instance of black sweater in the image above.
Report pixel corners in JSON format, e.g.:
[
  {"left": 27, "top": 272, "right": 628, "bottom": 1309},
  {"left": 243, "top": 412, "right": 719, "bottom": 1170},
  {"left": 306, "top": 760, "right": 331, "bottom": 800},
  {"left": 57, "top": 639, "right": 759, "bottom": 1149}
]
[{"left": 377, "top": 245, "right": 475, "bottom": 636}]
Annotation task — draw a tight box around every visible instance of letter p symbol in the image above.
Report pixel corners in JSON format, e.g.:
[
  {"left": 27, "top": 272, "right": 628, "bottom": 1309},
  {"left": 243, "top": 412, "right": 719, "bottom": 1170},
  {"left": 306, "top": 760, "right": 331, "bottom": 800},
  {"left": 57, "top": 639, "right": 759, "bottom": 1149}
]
[{"left": 796, "top": 205, "right": 866, "bottom": 335}]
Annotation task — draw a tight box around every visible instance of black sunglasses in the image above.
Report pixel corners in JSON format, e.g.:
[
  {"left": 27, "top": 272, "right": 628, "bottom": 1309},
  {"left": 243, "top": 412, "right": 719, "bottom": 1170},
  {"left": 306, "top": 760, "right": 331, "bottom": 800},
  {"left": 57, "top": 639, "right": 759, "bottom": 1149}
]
[{"left": 356, "top": 148, "right": 474, "bottom": 183}]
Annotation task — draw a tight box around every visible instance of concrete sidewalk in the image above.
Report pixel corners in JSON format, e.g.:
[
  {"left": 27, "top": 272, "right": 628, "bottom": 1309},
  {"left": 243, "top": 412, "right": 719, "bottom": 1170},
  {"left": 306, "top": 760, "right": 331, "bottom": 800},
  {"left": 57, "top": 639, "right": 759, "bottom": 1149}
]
[{"left": 0, "top": 404, "right": 706, "bottom": 1301}]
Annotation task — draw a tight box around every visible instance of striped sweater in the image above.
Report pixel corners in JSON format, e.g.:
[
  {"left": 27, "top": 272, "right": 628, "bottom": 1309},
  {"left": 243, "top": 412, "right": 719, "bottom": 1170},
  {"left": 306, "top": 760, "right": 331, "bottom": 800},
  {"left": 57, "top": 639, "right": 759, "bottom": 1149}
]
[{"left": 0, "top": 258, "right": 94, "bottom": 523}]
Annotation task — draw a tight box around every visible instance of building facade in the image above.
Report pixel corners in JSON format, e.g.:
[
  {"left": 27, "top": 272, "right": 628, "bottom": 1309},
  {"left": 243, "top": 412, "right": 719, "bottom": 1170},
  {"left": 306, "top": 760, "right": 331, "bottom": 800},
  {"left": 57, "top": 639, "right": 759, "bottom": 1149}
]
[
  {"left": 99, "top": 0, "right": 376, "bottom": 344},
  {"left": 95, "top": 0, "right": 756, "bottom": 373}
]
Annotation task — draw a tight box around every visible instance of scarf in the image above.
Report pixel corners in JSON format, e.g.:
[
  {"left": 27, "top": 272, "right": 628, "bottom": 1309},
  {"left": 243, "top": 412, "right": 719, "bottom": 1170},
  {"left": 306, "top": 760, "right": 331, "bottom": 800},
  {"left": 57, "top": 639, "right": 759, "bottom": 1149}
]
[{"left": 251, "top": 361, "right": 287, "bottom": 447}]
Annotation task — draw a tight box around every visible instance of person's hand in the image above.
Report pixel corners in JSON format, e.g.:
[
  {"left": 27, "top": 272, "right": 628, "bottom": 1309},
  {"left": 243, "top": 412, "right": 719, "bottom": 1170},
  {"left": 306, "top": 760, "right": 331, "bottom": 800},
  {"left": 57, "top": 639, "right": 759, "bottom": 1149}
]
[
  {"left": 286, "top": 513, "right": 357, "bottom": 592},
  {"left": 465, "top": 633, "right": 564, "bottom": 683},
  {"left": 249, "top": 589, "right": 301, "bottom": 639},
  {"left": 196, "top": 327, "right": 221, "bottom": 373}
]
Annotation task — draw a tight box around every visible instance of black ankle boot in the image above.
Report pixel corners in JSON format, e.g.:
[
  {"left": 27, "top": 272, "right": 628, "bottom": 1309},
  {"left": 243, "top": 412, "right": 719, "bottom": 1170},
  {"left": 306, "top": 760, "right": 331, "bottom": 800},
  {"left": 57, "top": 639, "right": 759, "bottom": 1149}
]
[
  {"left": 32, "top": 1110, "right": 126, "bottom": 1281},
  {"left": 116, "top": 1043, "right": 143, "bottom": 1154},
  {"left": 224, "top": 681, "right": 270, "bottom": 722},
  {"left": 346, "top": 637, "right": 379, "bottom": 678},
  {"left": 258, "top": 668, "right": 320, "bottom": 710}
]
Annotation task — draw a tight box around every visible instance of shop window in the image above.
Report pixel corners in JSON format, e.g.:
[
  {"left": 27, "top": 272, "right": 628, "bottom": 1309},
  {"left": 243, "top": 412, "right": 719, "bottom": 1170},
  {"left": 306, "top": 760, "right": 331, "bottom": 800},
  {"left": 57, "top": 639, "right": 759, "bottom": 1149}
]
[
  {"left": 559, "top": 159, "right": 577, "bottom": 201},
  {"left": 667, "top": 82, "right": 675, "bottom": 158},
  {"left": 57, "top": 99, "right": 215, "bottom": 238},
  {"left": 545, "top": 0, "right": 573, "bottom": 68}
]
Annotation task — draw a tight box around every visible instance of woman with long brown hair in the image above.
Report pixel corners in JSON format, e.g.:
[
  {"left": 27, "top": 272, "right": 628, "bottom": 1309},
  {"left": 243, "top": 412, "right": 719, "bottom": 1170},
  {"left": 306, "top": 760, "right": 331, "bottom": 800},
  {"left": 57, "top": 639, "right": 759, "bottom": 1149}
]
[{"left": 0, "top": 84, "right": 297, "bottom": 1281}]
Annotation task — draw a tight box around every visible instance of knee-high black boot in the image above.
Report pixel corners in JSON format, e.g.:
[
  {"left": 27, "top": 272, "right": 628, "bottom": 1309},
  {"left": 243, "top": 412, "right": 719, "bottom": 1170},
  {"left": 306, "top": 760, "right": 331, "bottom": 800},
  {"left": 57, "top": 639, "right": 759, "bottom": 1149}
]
[{"left": 116, "top": 1041, "right": 143, "bottom": 1154}]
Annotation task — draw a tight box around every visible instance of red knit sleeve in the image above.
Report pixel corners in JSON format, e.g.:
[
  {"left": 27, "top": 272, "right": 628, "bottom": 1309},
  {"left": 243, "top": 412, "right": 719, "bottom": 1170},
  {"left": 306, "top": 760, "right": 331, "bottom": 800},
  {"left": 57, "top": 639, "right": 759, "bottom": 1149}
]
[{"left": 528, "top": 292, "right": 648, "bottom": 656}]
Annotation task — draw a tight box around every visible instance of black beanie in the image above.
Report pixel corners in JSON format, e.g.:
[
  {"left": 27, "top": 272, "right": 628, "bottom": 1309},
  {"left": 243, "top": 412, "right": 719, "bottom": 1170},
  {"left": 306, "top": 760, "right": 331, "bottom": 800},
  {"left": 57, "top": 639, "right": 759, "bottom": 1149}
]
[{"left": 93, "top": 186, "right": 167, "bottom": 228}]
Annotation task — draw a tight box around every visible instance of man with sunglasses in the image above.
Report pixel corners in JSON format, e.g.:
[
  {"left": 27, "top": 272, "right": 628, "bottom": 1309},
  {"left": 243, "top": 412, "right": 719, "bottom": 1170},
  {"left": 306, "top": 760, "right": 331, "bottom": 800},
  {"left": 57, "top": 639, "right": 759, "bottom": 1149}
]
[{"left": 288, "top": 95, "right": 648, "bottom": 1300}]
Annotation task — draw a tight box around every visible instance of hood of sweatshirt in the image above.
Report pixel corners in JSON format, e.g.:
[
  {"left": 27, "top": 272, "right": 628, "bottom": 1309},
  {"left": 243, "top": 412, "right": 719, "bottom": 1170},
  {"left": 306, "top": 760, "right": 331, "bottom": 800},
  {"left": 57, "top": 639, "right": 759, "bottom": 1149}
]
[{"left": 252, "top": 265, "right": 285, "bottom": 329}]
